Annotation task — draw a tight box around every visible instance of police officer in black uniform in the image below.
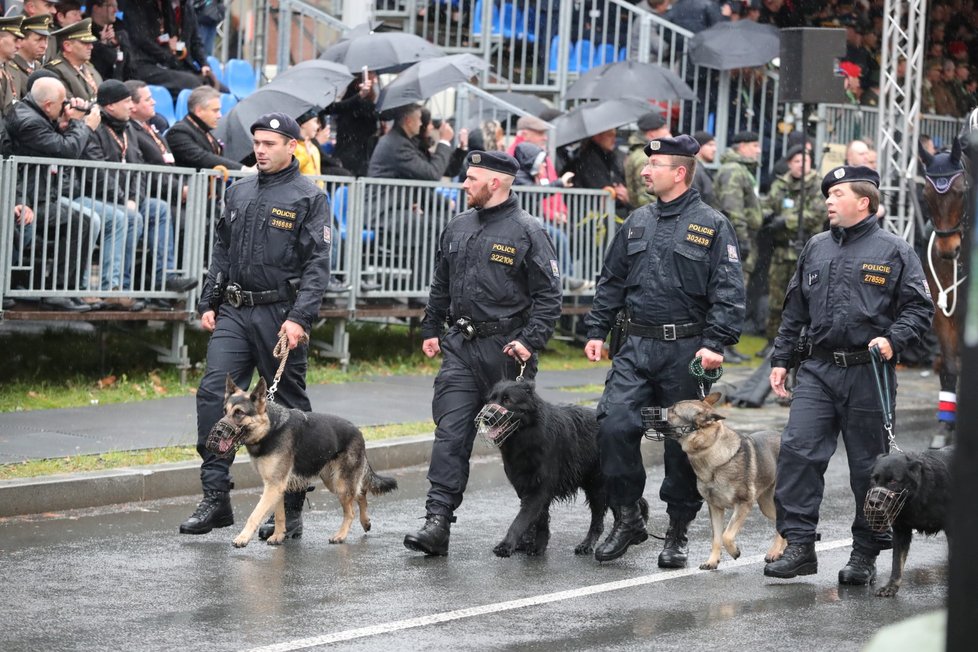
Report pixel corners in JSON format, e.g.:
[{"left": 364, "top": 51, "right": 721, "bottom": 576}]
[
  {"left": 179, "top": 112, "right": 331, "bottom": 537},
  {"left": 764, "top": 166, "right": 933, "bottom": 583},
  {"left": 585, "top": 135, "right": 746, "bottom": 564},
  {"left": 403, "top": 151, "right": 563, "bottom": 556}
]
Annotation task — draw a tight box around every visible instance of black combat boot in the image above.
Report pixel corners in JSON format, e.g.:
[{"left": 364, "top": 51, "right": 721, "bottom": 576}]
[
  {"left": 764, "top": 541, "right": 818, "bottom": 578},
  {"left": 594, "top": 502, "right": 649, "bottom": 562},
  {"left": 179, "top": 490, "right": 233, "bottom": 534},
  {"left": 403, "top": 514, "right": 454, "bottom": 556},
  {"left": 258, "top": 489, "right": 308, "bottom": 541},
  {"left": 838, "top": 550, "right": 877, "bottom": 585},
  {"left": 657, "top": 516, "right": 692, "bottom": 568}
]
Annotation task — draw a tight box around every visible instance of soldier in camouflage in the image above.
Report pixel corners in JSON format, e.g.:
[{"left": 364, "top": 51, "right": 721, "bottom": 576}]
[
  {"left": 714, "top": 130, "right": 763, "bottom": 272},
  {"left": 762, "top": 145, "right": 823, "bottom": 343},
  {"left": 624, "top": 111, "right": 670, "bottom": 208}
]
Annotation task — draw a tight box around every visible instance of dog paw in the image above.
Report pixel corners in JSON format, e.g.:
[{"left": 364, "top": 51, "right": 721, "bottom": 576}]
[
  {"left": 266, "top": 533, "right": 285, "bottom": 546},
  {"left": 764, "top": 552, "right": 783, "bottom": 563},
  {"left": 699, "top": 561, "right": 719, "bottom": 571},
  {"left": 328, "top": 535, "right": 347, "bottom": 544},
  {"left": 574, "top": 544, "right": 595, "bottom": 556},
  {"left": 232, "top": 536, "right": 250, "bottom": 548},
  {"left": 876, "top": 584, "right": 899, "bottom": 598},
  {"left": 525, "top": 545, "right": 545, "bottom": 556},
  {"left": 729, "top": 546, "right": 741, "bottom": 560},
  {"left": 493, "top": 542, "right": 514, "bottom": 557},
  {"left": 361, "top": 520, "right": 372, "bottom": 532}
]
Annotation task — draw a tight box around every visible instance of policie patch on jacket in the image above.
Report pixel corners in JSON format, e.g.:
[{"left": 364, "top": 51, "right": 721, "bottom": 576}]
[
  {"left": 861, "top": 262, "right": 891, "bottom": 287},
  {"left": 269, "top": 206, "right": 296, "bottom": 231},
  {"left": 685, "top": 223, "right": 715, "bottom": 248},
  {"left": 489, "top": 242, "right": 517, "bottom": 266},
  {"left": 270, "top": 218, "right": 295, "bottom": 231}
]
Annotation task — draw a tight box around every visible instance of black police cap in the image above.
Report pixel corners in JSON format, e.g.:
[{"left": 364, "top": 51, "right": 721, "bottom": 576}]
[
  {"left": 821, "top": 165, "right": 880, "bottom": 197},
  {"left": 466, "top": 150, "right": 519, "bottom": 176},
  {"left": 644, "top": 134, "right": 700, "bottom": 158},
  {"left": 250, "top": 112, "right": 301, "bottom": 141},
  {"left": 731, "top": 130, "right": 759, "bottom": 144}
]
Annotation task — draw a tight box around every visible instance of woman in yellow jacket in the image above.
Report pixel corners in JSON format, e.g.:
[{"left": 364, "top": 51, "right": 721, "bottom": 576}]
[{"left": 294, "top": 109, "right": 324, "bottom": 188}]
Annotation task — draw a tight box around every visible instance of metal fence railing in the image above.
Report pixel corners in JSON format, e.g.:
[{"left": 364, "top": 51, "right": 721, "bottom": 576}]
[{"left": 817, "top": 103, "right": 963, "bottom": 152}]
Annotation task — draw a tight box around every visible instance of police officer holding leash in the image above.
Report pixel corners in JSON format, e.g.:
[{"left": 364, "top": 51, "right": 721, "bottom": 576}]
[
  {"left": 404, "top": 151, "right": 562, "bottom": 556},
  {"left": 585, "top": 135, "right": 746, "bottom": 564},
  {"left": 180, "top": 113, "right": 331, "bottom": 538},
  {"left": 764, "top": 165, "right": 933, "bottom": 583}
]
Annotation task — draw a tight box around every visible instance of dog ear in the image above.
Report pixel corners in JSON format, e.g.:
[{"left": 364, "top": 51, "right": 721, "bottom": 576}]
[
  {"left": 224, "top": 374, "right": 238, "bottom": 400},
  {"left": 250, "top": 378, "right": 268, "bottom": 413},
  {"left": 906, "top": 457, "right": 923, "bottom": 486},
  {"left": 703, "top": 392, "right": 723, "bottom": 406}
]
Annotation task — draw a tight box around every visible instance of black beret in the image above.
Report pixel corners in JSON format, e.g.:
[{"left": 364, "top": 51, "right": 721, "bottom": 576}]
[
  {"left": 731, "top": 130, "right": 759, "bottom": 144},
  {"left": 821, "top": 165, "right": 880, "bottom": 197},
  {"left": 692, "top": 130, "right": 715, "bottom": 146},
  {"left": 637, "top": 111, "right": 666, "bottom": 132},
  {"left": 96, "top": 79, "right": 130, "bottom": 106},
  {"left": 784, "top": 144, "right": 806, "bottom": 161},
  {"left": 644, "top": 134, "right": 700, "bottom": 157},
  {"left": 465, "top": 150, "right": 519, "bottom": 176},
  {"left": 250, "top": 112, "right": 301, "bottom": 140}
]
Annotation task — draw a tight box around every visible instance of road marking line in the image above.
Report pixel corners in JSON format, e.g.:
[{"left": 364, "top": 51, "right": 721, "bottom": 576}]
[{"left": 246, "top": 538, "right": 853, "bottom": 652}]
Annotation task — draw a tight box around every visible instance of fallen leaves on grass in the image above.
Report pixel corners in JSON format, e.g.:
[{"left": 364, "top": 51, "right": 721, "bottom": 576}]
[{"left": 97, "top": 375, "right": 117, "bottom": 389}]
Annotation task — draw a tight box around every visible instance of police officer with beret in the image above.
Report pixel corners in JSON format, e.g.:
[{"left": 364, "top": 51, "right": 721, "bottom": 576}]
[
  {"left": 585, "top": 134, "right": 746, "bottom": 564},
  {"left": 404, "top": 150, "right": 563, "bottom": 556},
  {"left": 764, "top": 165, "right": 933, "bottom": 583},
  {"left": 180, "top": 112, "right": 331, "bottom": 538}
]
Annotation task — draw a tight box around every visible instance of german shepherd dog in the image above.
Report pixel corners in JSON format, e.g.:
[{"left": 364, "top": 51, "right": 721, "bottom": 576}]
[
  {"left": 866, "top": 449, "right": 953, "bottom": 597},
  {"left": 212, "top": 376, "right": 398, "bottom": 548},
  {"left": 477, "top": 380, "right": 647, "bottom": 557},
  {"left": 654, "top": 392, "right": 785, "bottom": 570}
]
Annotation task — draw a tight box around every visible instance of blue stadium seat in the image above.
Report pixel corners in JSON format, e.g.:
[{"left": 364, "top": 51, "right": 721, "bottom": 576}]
[
  {"left": 548, "top": 34, "right": 560, "bottom": 73},
  {"left": 332, "top": 186, "right": 375, "bottom": 242},
  {"left": 500, "top": 3, "right": 516, "bottom": 38},
  {"left": 206, "top": 55, "right": 224, "bottom": 85},
  {"left": 619, "top": 46, "right": 628, "bottom": 62},
  {"left": 513, "top": 5, "right": 536, "bottom": 43},
  {"left": 174, "top": 88, "right": 193, "bottom": 121},
  {"left": 472, "top": 0, "right": 501, "bottom": 38},
  {"left": 594, "top": 44, "right": 616, "bottom": 68},
  {"left": 570, "top": 40, "right": 594, "bottom": 73},
  {"left": 148, "top": 84, "right": 175, "bottom": 125},
  {"left": 220, "top": 92, "right": 238, "bottom": 115},
  {"left": 225, "top": 58, "right": 258, "bottom": 98}
]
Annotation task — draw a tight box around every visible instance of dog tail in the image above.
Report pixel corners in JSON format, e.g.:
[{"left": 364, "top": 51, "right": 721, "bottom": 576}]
[
  {"left": 367, "top": 463, "right": 398, "bottom": 495},
  {"left": 638, "top": 497, "right": 649, "bottom": 522}
]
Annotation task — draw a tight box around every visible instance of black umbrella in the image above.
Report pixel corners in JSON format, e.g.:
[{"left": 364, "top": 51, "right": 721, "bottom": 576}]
[
  {"left": 266, "top": 60, "right": 354, "bottom": 105},
  {"left": 565, "top": 60, "right": 696, "bottom": 102},
  {"left": 320, "top": 32, "right": 445, "bottom": 74},
  {"left": 377, "top": 54, "right": 489, "bottom": 111},
  {"left": 490, "top": 91, "right": 552, "bottom": 117},
  {"left": 689, "top": 21, "right": 781, "bottom": 70},
  {"left": 215, "top": 87, "right": 317, "bottom": 162},
  {"left": 552, "top": 98, "right": 653, "bottom": 148}
]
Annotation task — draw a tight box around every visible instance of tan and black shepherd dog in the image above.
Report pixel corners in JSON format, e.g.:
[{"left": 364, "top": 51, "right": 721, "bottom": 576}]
[
  {"left": 216, "top": 375, "right": 398, "bottom": 548},
  {"left": 660, "top": 392, "right": 786, "bottom": 570}
]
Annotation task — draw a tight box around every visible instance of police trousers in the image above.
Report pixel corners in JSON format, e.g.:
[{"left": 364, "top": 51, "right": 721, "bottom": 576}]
[
  {"left": 195, "top": 303, "right": 310, "bottom": 493},
  {"left": 425, "top": 329, "right": 536, "bottom": 517},
  {"left": 775, "top": 359, "right": 893, "bottom": 555},
  {"left": 597, "top": 334, "right": 704, "bottom": 519}
]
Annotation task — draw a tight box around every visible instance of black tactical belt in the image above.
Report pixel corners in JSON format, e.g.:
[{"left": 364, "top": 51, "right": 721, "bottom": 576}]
[
  {"left": 810, "top": 345, "right": 873, "bottom": 368},
  {"left": 224, "top": 283, "right": 287, "bottom": 308},
  {"left": 456, "top": 315, "right": 526, "bottom": 340},
  {"left": 627, "top": 319, "right": 704, "bottom": 341}
]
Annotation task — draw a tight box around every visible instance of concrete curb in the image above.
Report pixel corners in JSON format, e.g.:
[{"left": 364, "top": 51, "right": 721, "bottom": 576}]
[{"left": 0, "top": 406, "right": 935, "bottom": 518}]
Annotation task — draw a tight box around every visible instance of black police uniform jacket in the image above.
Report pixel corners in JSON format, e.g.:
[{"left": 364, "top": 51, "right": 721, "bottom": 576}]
[
  {"left": 421, "top": 194, "right": 563, "bottom": 352},
  {"left": 586, "top": 186, "right": 745, "bottom": 354},
  {"left": 197, "top": 159, "right": 331, "bottom": 331},
  {"left": 771, "top": 215, "right": 934, "bottom": 367}
]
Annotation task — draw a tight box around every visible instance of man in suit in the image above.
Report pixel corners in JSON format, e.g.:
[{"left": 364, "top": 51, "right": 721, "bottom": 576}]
[
  {"left": 44, "top": 16, "right": 100, "bottom": 102},
  {"left": 165, "top": 85, "right": 248, "bottom": 171},
  {"left": 124, "top": 78, "right": 175, "bottom": 166}
]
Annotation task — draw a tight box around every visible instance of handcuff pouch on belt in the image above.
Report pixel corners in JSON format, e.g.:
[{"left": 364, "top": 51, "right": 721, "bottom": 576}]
[{"left": 608, "top": 309, "right": 629, "bottom": 359}]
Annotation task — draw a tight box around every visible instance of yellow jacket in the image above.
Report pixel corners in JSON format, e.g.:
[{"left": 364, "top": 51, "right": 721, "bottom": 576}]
[{"left": 294, "top": 141, "right": 323, "bottom": 187}]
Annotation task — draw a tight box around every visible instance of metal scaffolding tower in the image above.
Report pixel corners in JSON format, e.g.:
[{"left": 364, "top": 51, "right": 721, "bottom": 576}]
[{"left": 876, "top": 0, "right": 927, "bottom": 243}]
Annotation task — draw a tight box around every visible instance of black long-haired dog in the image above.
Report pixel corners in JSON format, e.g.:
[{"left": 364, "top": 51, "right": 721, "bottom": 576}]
[
  {"left": 478, "top": 379, "right": 647, "bottom": 557},
  {"left": 866, "top": 448, "right": 953, "bottom": 597}
]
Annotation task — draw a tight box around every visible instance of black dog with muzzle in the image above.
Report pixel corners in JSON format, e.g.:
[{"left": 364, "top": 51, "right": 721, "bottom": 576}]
[{"left": 865, "top": 448, "right": 953, "bottom": 596}]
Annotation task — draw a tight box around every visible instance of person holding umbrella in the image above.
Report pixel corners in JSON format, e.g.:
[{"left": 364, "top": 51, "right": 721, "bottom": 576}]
[{"left": 323, "top": 72, "right": 380, "bottom": 177}]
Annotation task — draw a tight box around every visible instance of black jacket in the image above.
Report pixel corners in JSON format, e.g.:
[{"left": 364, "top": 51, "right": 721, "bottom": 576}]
[
  {"left": 198, "top": 160, "right": 331, "bottom": 331},
  {"left": 84, "top": 117, "right": 144, "bottom": 203},
  {"left": 131, "top": 119, "right": 173, "bottom": 166},
  {"left": 89, "top": 18, "right": 128, "bottom": 81},
  {"left": 121, "top": 0, "right": 206, "bottom": 72},
  {"left": 324, "top": 91, "right": 379, "bottom": 177},
  {"left": 421, "top": 194, "right": 562, "bottom": 353},
  {"left": 772, "top": 215, "right": 934, "bottom": 367},
  {"left": 165, "top": 113, "right": 242, "bottom": 170},
  {"left": 367, "top": 125, "right": 452, "bottom": 180},
  {"left": 585, "top": 187, "right": 746, "bottom": 354}
]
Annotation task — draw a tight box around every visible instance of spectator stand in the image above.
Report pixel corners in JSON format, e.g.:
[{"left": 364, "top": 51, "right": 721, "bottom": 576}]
[
  {"left": 272, "top": 0, "right": 348, "bottom": 71},
  {"left": 817, "top": 104, "right": 963, "bottom": 164}
]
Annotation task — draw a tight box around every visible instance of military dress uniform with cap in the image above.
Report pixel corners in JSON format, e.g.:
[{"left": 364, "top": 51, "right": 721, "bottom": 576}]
[
  {"left": 403, "top": 150, "right": 562, "bottom": 555},
  {"left": 0, "top": 15, "right": 24, "bottom": 111},
  {"left": 181, "top": 112, "right": 332, "bottom": 537},
  {"left": 45, "top": 18, "right": 102, "bottom": 102},
  {"left": 764, "top": 165, "right": 933, "bottom": 583},
  {"left": 586, "top": 134, "right": 745, "bottom": 564},
  {"left": 5, "top": 13, "right": 51, "bottom": 99}
]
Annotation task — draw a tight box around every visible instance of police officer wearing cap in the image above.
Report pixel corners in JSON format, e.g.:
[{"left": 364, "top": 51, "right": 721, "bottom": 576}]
[
  {"left": 45, "top": 17, "right": 101, "bottom": 102},
  {"left": 403, "top": 150, "right": 562, "bottom": 556},
  {"left": 764, "top": 165, "right": 933, "bottom": 583},
  {"left": 585, "top": 134, "right": 746, "bottom": 564},
  {"left": 180, "top": 112, "right": 331, "bottom": 538}
]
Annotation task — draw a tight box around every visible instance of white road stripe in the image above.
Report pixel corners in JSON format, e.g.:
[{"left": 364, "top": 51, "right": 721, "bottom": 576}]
[{"left": 245, "top": 538, "right": 853, "bottom": 652}]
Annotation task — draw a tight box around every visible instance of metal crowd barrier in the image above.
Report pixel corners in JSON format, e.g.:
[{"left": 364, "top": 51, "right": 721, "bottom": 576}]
[{"left": 817, "top": 103, "right": 964, "bottom": 152}]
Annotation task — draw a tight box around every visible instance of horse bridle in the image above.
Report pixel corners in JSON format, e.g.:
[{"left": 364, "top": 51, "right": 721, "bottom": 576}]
[
  {"left": 924, "top": 168, "right": 969, "bottom": 317},
  {"left": 924, "top": 166, "right": 970, "bottom": 239}
]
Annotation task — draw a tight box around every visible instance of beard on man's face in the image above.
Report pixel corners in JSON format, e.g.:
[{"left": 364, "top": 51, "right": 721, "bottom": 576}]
[{"left": 466, "top": 184, "right": 492, "bottom": 208}]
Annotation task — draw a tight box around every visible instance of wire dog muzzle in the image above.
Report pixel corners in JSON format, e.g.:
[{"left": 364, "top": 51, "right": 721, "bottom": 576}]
[
  {"left": 863, "top": 486, "right": 910, "bottom": 532},
  {"left": 204, "top": 420, "right": 246, "bottom": 458},
  {"left": 641, "top": 407, "right": 697, "bottom": 442},
  {"left": 475, "top": 403, "right": 520, "bottom": 447}
]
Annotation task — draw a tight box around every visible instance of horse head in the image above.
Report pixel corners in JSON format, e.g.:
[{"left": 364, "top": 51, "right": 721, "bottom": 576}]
[{"left": 921, "top": 137, "right": 969, "bottom": 260}]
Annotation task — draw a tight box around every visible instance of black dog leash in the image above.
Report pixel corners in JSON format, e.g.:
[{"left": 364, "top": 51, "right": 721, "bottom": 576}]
[
  {"left": 870, "top": 345, "right": 901, "bottom": 453},
  {"left": 689, "top": 356, "right": 723, "bottom": 399}
]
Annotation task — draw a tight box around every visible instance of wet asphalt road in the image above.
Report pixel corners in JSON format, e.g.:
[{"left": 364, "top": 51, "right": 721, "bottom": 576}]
[{"left": 0, "top": 443, "right": 947, "bottom": 652}]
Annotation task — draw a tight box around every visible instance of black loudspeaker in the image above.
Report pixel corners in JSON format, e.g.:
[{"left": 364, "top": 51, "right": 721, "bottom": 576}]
[{"left": 779, "top": 27, "right": 847, "bottom": 104}]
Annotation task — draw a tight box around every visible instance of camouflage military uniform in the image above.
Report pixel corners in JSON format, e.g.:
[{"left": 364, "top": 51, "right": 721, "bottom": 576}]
[
  {"left": 762, "top": 169, "right": 823, "bottom": 340},
  {"left": 44, "top": 58, "right": 102, "bottom": 102},
  {"left": 624, "top": 132, "right": 655, "bottom": 208},
  {"left": 713, "top": 149, "right": 763, "bottom": 273}
]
